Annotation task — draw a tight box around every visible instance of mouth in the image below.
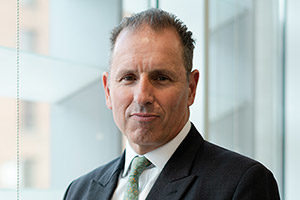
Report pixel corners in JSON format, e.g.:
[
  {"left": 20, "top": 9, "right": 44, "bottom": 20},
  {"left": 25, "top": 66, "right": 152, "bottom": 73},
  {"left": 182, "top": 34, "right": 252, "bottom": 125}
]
[{"left": 130, "top": 113, "right": 159, "bottom": 122}]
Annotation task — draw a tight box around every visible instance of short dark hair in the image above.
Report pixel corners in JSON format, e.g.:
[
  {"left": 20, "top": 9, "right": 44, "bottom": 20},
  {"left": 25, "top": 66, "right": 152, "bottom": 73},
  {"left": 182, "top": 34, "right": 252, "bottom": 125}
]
[{"left": 110, "top": 8, "right": 195, "bottom": 74}]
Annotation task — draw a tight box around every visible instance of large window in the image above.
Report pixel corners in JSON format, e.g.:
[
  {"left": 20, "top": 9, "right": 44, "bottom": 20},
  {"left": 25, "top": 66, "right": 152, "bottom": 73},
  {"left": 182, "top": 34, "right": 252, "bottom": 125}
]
[
  {"left": 207, "top": 0, "right": 284, "bottom": 198},
  {"left": 0, "top": 0, "right": 122, "bottom": 199},
  {"left": 2, "top": 0, "right": 297, "bottom": 199}
]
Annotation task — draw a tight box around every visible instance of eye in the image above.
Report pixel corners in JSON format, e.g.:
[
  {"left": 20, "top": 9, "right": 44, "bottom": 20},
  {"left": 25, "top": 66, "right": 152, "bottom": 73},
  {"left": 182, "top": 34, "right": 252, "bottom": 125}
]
[
  {"left": 120, "top": 74, "right": 136, "bottom": 82},
  {"left": 155, "top": 74, "right": 171, "bottom": 81}
]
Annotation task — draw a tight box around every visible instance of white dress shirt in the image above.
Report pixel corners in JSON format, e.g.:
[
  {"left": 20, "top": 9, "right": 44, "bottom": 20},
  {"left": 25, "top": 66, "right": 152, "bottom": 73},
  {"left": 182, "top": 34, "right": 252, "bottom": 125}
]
[{"left": 111, "top": 121, "right": 191, "bottom": 200}]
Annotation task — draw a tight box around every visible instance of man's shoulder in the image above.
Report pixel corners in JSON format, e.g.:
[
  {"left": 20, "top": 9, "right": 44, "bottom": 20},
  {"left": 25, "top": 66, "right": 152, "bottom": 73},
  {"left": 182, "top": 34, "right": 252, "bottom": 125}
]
[
  {"left": 202, "top": 139, "right": 258, "bottom": 165},
  {"left": 193, "top": 137, "right": 276, "bottom": 185},
  {"left": 73, "top": 156, "right": 122, "bottom": 184},
  {"left": 63, "top": 155, "right": 123, "bottom": 200},
  {"left": 187, "top": 125, "right": 273, "bottom": 178},
  {"left": 175, "top": 137, "right": 280, "bottom": 199}
]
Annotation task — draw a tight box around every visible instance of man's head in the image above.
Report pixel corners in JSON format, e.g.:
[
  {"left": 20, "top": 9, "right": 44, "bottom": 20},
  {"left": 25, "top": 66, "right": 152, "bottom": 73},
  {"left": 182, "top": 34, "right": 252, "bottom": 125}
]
[
  {"left": 103, "top": 9, "right": 199, "bottom": 154},
  {"left": 110, "top": 8, "right": 195, "bottom": 76}
]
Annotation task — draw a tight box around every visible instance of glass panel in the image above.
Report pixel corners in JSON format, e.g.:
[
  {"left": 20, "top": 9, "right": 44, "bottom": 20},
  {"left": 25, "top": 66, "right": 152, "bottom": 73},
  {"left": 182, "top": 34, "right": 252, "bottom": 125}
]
[
  {"left": 0, "top": 98, "right": 16, "bottom": 189},
  {"left": 0, "top": 0, "right": 122, "bottom": 199},
  {"left": 208, "top": 0, "right": 284, "bottom": 198},
  {"left": 285, "top": 0, "right": 300, "bottom": 199},
  {"left": 123, "top": 0, "right": 157, "bottom": 16},
  {"left": 0, "top": 0, "right": 19, "bottom": 191},
  {"left": 209, "top": 0, "right": 254, "bottom": 155}
]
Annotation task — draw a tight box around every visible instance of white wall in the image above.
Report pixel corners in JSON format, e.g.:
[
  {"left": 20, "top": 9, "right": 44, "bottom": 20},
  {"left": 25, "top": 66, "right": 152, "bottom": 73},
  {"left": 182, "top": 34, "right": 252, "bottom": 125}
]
[{"left": 285, "top": 0, "right": 300, "bottom": 199}]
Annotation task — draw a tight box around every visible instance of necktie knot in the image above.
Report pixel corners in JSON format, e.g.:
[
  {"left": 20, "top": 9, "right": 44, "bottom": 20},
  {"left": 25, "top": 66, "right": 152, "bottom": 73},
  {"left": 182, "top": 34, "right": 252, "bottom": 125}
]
[{"left": 129, "top": 156, "right": 151, "bottom": 177}]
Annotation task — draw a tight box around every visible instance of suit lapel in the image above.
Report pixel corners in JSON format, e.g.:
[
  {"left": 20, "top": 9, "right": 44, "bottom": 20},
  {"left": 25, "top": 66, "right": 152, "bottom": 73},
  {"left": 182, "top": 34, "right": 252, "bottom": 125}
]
[
  {"left": 146, "top": 124, "right": 204, "bottom": 200},
  {"left": 146, "top": 174, "right": 197, "bottom": 200},
  {"left": 86, "top": 152, "right": 125, "bottom": 200},
  {"left": 86, "top": 175, "right": 119, "bottom": 200}
]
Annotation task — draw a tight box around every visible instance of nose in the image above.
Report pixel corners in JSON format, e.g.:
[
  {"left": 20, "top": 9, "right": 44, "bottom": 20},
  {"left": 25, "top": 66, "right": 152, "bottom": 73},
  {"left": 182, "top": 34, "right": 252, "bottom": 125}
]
[{"left": 134, "top": 75, "right": 154, "bottom": 105}]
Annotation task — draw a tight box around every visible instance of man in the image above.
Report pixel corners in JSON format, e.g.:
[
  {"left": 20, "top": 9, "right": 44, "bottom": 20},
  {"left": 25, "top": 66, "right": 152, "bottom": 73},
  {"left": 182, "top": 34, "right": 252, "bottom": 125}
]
[{"left": 64, "top": 9, "right": 280, "bottom": 200}]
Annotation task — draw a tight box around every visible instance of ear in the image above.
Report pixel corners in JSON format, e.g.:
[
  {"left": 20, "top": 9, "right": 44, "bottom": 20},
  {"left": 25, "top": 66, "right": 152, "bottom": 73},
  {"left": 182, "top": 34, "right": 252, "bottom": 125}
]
[
  {"left": 102, "top": 72, "right": 112, "bottom": 110},
  {"left": 187, "top": 69, "right": 199, "bottom": 106}
]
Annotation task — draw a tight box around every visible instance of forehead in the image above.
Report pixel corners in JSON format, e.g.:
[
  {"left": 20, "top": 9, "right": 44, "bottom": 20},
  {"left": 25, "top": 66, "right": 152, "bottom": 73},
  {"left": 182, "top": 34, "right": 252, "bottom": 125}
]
[
  {"left": 110, "top": 25, "right": 184, "bottom": 72},
  {"left": 114, "top": 25, "right": 182, "bottom": 49}
]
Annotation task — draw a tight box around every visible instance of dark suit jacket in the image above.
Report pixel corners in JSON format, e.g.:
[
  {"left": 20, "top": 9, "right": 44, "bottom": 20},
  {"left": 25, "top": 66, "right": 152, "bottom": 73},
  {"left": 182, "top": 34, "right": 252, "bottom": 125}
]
[{"left": 64, "top": 124, "right": 280, "bottom": 200}]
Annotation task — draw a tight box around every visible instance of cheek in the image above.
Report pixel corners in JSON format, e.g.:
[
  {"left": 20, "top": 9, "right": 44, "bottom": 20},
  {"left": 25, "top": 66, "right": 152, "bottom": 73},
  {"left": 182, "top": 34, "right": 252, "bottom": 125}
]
[
  {"left": 159, "top": 88, "right": 189, "bottom": 113},
  {"left": 111, "top": 88, "right": 132, "bottom": 116}
]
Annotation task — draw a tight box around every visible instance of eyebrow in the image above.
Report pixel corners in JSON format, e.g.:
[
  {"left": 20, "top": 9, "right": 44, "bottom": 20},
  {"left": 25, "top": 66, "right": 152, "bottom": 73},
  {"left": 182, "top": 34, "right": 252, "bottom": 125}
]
[
  {"left": 149, "top": 69, "right": 177, "bottom": 78},
  {"left": 114, "top": 68, "right": 178, "bottom": 79}
]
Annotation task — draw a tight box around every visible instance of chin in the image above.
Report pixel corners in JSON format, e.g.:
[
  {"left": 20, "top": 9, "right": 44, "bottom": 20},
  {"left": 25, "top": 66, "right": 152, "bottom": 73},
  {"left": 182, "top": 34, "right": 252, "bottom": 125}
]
[{"left": 129, "top": 130, "right": 155, "bottom": 142}]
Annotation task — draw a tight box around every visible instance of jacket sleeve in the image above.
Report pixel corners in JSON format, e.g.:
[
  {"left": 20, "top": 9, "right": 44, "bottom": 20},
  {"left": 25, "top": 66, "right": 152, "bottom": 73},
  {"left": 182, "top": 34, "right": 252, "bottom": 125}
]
[{"left": 232, "top": 163, "right": 280, "bottom": 200}]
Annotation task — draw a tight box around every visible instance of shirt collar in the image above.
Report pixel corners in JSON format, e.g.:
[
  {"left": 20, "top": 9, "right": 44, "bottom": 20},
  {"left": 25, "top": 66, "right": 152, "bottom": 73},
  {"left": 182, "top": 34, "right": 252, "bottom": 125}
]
[{"left": 123, "top": 121, "right": 191, "bottom": 176}]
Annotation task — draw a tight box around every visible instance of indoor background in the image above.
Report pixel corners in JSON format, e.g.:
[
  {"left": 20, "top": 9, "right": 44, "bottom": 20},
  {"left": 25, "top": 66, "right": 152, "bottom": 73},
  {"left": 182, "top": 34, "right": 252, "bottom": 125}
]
[{"left": 0, "top": 0, "right": 299, "bottom": 199}]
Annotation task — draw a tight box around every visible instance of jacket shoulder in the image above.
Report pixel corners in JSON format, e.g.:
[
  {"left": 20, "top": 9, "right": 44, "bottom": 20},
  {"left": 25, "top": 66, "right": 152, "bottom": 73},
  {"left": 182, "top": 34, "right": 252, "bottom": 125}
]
[
  {"left": 187, "top": 125, "right": 265, "bottom": 173},
  {"left": 194, "top": 138, "right": 270, "bottom": 179},
  {"left": 63, "top": 156, "right": 122, "bottom": 200},
  {"left": 190, "top": 139, "right": 279, "bottom": 199}
]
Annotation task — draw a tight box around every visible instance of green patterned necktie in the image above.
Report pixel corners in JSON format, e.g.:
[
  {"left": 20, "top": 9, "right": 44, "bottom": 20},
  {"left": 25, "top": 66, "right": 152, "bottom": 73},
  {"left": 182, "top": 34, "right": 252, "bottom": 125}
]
[{"left": 123, "top": 156, "right": 151, "bottom": 200}]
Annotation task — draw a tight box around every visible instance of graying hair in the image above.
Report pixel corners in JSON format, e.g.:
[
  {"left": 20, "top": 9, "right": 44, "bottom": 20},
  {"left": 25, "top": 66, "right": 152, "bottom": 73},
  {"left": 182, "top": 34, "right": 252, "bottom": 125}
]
[{"left": 110, "top": 8, "right": 195, "bottom": 75}]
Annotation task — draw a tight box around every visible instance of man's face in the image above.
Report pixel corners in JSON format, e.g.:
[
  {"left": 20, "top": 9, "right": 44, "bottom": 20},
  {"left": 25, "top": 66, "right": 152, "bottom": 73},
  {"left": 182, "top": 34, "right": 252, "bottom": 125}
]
[{"left": 103, "top": 25, "right": 199, "bottom": 154}]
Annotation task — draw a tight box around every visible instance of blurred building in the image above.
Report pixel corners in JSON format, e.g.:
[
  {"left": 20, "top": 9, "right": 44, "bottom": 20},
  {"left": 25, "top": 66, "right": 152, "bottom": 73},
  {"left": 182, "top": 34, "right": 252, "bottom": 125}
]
[{"left": 0, "top": 0, "right": 50, "bottom": 189}]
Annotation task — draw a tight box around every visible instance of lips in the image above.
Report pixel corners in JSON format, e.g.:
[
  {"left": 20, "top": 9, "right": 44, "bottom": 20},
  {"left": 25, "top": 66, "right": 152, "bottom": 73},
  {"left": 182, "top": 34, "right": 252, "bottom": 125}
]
[{"left": 130, "top": 113, "right": 159, "bottom": 122}]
